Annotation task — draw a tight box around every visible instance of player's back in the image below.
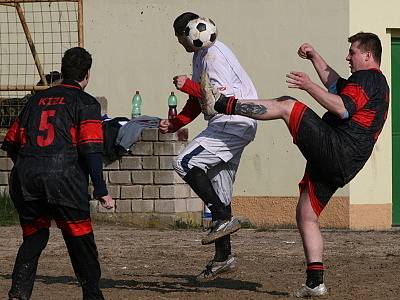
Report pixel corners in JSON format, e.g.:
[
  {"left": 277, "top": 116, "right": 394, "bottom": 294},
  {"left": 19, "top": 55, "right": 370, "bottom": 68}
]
[{"left": 17, "top": 81, "right": 101, "bottom": 159}]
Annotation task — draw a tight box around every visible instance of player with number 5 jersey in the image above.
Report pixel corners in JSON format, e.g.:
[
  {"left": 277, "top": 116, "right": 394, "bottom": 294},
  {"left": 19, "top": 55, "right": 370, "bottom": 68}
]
[{"left": 2, "top": 47, "right": 112, "bottom": 300}]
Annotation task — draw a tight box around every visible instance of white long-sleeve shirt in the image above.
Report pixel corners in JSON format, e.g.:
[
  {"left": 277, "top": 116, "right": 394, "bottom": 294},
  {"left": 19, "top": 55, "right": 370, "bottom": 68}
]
[{"left": 192, "top": 40, "right": 258, "bottom": 141}]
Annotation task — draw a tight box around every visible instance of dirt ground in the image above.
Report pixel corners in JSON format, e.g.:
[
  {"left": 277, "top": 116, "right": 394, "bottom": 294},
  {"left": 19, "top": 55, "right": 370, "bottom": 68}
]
[{"left": 1, "top": 224, "right": 399, "bottom": 300}]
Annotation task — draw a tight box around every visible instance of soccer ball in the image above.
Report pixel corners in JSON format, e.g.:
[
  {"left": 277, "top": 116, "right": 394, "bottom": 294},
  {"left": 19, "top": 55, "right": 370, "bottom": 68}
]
[{"left": 184, "top": 17, "right": 218, "bottom": 50}]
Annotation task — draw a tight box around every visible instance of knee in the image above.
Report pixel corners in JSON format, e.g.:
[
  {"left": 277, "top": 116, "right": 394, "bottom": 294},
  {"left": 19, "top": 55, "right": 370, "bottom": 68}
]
[
  {"left": 278, "top": 97, "right": 298, "bottom": 120},
  {"left": 296, "top": 209, "right": 318, "bottom": 229}
]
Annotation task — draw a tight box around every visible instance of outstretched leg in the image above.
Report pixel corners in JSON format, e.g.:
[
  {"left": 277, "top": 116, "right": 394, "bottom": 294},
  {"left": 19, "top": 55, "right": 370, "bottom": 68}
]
[{"left": 201, "top": 70, "right": 297, "bottom": 124}]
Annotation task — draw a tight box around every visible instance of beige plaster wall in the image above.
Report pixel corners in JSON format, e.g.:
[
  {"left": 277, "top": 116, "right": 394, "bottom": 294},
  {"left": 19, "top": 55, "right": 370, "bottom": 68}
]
[
  {"left": 83, "top": 0, "right": 349, "bottom": 197},
  {"left": 348, "top": 0, "right": 400, "bottom": 206}
]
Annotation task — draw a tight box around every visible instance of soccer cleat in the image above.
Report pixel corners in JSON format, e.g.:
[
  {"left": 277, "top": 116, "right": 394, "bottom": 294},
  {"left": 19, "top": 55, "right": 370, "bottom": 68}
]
[
  {"left": 294, "top": 283, "right": 328, "bottom": 298},
  {"left": 196, "top": 255, "right": 237, "bottom": 281},
  {"left": 199, "top": 71, "right": 220, "bottom": 120},
  {"left": 201, "top": 217, "right": 241, "bottom": 245}
]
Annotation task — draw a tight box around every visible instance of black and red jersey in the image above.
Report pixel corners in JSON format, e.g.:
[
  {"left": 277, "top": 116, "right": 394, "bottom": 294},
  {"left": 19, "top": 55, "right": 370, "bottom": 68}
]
[
  {"left": 323, "top": 69, "right": 389, "bottom": 182},
  {"left": 3, "top": 80, "right": 103, "bottom": 158},
  {"left": 2, "top": 80, "right": 105, "bottom": 210}
]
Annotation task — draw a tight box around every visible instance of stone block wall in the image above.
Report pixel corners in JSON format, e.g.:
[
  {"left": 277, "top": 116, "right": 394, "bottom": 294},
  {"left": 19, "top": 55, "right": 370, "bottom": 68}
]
[{"left": 0, "top": 128, "right": 204, "bottom": 228}]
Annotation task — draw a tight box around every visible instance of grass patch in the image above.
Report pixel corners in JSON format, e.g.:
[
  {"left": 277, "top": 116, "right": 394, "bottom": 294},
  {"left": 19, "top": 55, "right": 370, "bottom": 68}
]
[
  {"left": 171, "top": 218, "right": 201, "bottom": 230},
  {"left": 240, "top": 220, "right": 258, "bottom": 229},
  {"left": 0, "top": 191, "right": 19, "bottom": 226}
]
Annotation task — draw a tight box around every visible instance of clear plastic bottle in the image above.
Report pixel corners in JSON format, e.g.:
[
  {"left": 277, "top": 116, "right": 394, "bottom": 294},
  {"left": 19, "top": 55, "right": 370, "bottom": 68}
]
[
  {"left": 203, "top": 205, "right": 212, "bottom": 228},
  {"left": 131, "top": 91, "right": 142, "bottom": 118},
  {"left": 167, "top": 92, "right": 177, "bottom": 119}
]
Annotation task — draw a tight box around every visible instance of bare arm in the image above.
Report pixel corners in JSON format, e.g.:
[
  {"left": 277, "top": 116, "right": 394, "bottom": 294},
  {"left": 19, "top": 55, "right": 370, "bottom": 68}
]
[
  {"left": 298, "top": 43, "right": 340, "bottom": 88},
  {"left": 287, "top": 71, "right": 347, "bottom": 118}
]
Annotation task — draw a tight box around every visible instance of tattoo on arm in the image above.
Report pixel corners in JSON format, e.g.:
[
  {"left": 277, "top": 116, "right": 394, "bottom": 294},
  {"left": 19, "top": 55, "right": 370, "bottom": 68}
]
[{"left": 234, "top": 102, "right": 267, "bottom": 117}]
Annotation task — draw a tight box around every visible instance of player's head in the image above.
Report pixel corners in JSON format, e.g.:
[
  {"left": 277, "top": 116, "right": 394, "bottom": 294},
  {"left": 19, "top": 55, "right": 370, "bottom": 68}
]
[
  {"left": 173, "top": 12, "right": 199, "bottom": 52},
  {"left": 346, "top": 32, "right": 382, "bottom": 72},
  {"left": 61, "top": 47, "right": 92, "bottom": 88}
]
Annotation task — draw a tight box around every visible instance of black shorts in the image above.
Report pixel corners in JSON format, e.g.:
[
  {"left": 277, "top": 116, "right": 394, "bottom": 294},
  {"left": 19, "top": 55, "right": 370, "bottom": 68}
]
[
  {"left": 10, "top": 155, "right": 90, "bottom": 211},
  {"left": 12, "top": 199, "right": 93, "bottom": 238},
  {"left": 288, "top": 102, "right": 344, "bottom": 216}
]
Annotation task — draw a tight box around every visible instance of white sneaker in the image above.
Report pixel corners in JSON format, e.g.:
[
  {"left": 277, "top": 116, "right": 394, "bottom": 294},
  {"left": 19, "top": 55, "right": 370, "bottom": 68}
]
[
  {"left": 294, "top": 283, "right": 328, "bottom": 297},
  {"left": 201, "top": 217, "right": 241, "bottom": 245},
  {"left": 200, "top": 71, "right": 219, "bottom": 120},
  {"left": 196, "top": 255, "right": 237, "bottom": 281}
]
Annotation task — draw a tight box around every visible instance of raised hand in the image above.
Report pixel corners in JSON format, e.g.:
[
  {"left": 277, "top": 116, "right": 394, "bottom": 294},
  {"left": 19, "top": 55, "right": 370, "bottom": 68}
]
[
  {"left": 298, "top": 43, "right": 316, "bottom": 60},
  {"left": 286, "top": 71, "right": 313, "bottom": 91},
  {"left": 173, "top": 75, "right": 189, "bottom": 90}
]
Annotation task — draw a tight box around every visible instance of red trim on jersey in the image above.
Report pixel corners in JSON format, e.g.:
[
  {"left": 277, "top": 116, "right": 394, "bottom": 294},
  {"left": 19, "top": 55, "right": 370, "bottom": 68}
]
[
  {"left": 55, "top": 218, "right": 93, "bottom": 236},
  {"left": 5, "top": 119, "right": 21, "bottom": 143},
  {"left": 288, "top": 101, "right": 307, "bottom": 144},
  {"left": 180, "top": 78, "right": 202, "bottom": 98},
  {"left": 70, "top": 125, "right": 77, "bottom": 145},
  {"left": 169, "top": 96, "right": 202, "bottom": 131},
  {"left": 21, "top": 217, "right": 51, "bottom": 237},
  {"left": 351, "top": 109, "right": 376, "bottom": 128},
  {"left": 60, "top": 83, "right": 82, "bottom": 90},
  {"left": 299, "top": 172, "right": 325, "bottom": 216},
  {"left": 19, "top": 128, "right": 27, "bottom": 145},
  {"left": 341, "top": 83, "right": 369, "bottom": 110},
  {"left": 79, "top": 120, "right": 103, "bottom": 145}
]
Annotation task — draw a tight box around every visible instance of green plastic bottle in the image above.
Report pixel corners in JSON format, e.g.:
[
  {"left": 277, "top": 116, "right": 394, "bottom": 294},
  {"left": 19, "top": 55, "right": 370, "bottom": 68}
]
[
  {"left": 167, "top": 92, "right": 177, "bottom": 119},
  {"left": 131, "top": 91, "right": 142, "bottom": 118}
]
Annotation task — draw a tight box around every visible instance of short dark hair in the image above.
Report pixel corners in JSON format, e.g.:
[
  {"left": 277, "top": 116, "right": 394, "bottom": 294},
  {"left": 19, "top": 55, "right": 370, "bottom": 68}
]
[
  {"left": 61, "top": 47, "right": 92, "bottom": 81},
  {"left": 173, "top": 12, "right": 199, "bottom": 35},
  {"left": 348, "top": 32, "right": 382, "bottom": 64}
]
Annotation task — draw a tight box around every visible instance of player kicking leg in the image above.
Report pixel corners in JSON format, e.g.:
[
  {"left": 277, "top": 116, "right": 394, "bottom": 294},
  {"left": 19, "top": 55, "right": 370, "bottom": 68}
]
[{"left": 201, "top": 32, "right": 389, "bottom": 297}]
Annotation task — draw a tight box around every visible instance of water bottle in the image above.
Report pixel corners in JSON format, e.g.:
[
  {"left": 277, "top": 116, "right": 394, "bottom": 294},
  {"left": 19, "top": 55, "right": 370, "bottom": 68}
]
[
  {"left": 167, "top": 92, "right": 177, "bottom": 119},
  {"left": 203, "top": 205, "right": 212, "bottom": 228},
  {"left": 131, "top": 91, "right": 142, "bottom": 118}
]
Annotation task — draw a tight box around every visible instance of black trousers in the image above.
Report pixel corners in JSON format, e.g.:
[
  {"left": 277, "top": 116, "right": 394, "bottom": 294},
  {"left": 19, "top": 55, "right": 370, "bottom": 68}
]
[{"left": 9, "top": 202, "right": 104, "bottom": 300}]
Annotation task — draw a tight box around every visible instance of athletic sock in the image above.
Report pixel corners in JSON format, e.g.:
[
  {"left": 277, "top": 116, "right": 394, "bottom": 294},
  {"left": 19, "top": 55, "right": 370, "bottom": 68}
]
[
  {"left": 214, "top": 235, "right": 231, "bottom": 262},
  {"left": 214, "top": 95, "right": 237, "bottom": 115},
  {"left": 305, "top": 262, "right": 324, "bottom": 288},
  {"left": 183, "top": 167, "right": 229, "bottom": 220},
  {"left": 214, "top": 204, "right": 232, "bottom": 262}
]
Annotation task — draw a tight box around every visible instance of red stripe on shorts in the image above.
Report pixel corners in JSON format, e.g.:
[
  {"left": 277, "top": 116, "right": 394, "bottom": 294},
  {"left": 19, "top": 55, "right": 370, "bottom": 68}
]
[
  {"left": 288, "top": 101, "right": 307, "bottom": 144},
  {"left": 21, "top": 217, "right": 51, "bottom": 237},
  {"left": 299, "top": 172, "right": 325, "bottom": 216},
  {"left": 56, "top": 218, "right": 93, "bottom": 237}
]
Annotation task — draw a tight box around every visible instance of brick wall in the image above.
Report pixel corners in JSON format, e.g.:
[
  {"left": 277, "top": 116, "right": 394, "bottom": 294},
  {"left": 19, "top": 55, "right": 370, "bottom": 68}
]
[{"left": 0, "top": 128, "right": 204, "bottom": 228}]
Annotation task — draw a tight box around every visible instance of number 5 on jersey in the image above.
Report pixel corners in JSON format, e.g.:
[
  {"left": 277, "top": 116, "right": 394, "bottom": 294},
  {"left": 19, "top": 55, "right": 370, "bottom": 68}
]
[{"left": 37, "top": 110, "right": 56, "bottom": 147}]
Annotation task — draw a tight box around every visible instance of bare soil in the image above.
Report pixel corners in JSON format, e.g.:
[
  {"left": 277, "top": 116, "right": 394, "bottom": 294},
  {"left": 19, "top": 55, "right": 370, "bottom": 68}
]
[{"left": 1, "top": 224, "right": 399, "bottom": 300}]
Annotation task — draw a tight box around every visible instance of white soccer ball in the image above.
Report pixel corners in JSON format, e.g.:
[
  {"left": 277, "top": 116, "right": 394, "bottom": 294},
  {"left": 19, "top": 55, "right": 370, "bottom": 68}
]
[{"left": 184, "top": 17, "right": 218, "bottom": 50}]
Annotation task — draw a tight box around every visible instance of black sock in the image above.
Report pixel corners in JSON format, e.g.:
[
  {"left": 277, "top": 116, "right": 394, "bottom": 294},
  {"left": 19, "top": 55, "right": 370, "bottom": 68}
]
[
  {"left": 214, "top": 95, "right": 237, "bottom": 115},
  {"left": 306, "top": 262, "right": 324, "bottom": 288},
  {"left": 183, "top": 167, "right": 229, "bottom": 220},
  {"left": 214, "top": 204, "right": 232, "bottom": 262},
  {"left": 214, "top": 235, "right": 231, "bottom": 262}
]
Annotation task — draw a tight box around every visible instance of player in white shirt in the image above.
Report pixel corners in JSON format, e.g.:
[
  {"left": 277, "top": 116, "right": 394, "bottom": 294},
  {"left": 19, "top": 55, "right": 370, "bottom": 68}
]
[{"left": 159, "top": 12, "right": 258, "bottom": 280}]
